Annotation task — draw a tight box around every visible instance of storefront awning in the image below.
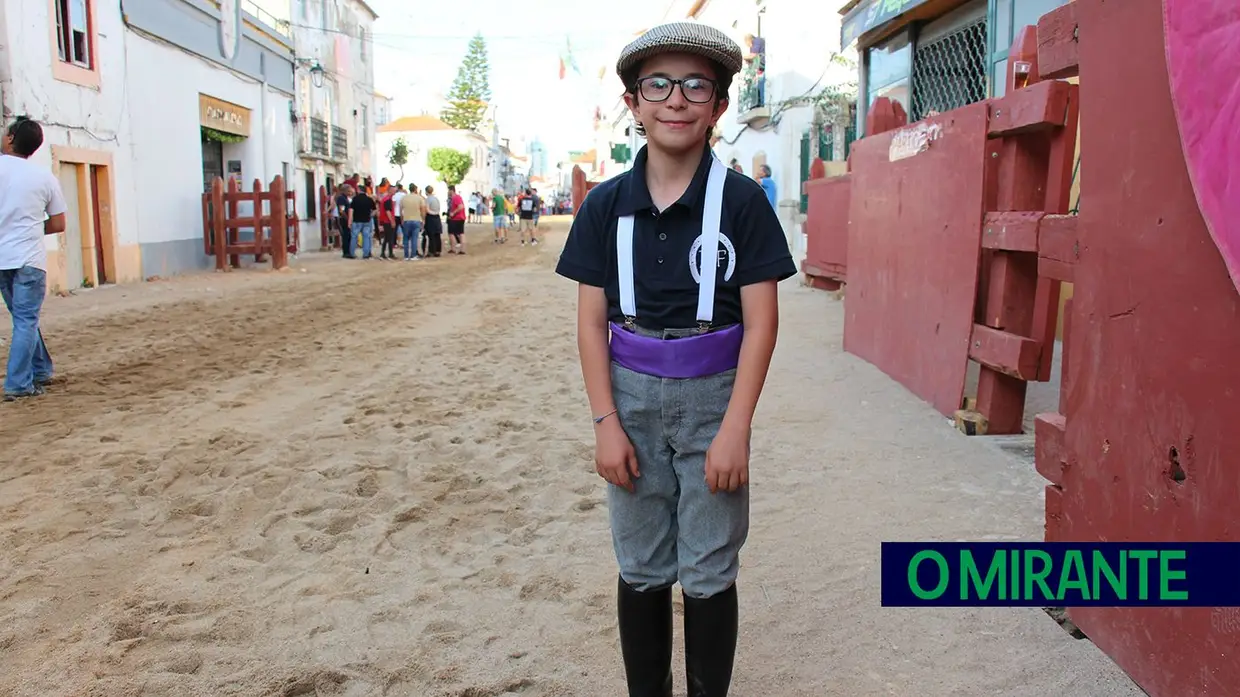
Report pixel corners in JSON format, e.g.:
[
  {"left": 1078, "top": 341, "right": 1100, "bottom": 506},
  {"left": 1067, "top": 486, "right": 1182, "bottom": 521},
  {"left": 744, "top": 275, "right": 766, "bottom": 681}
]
[{"left": 840, "top": 0, "right": 934, "bottom": 49}]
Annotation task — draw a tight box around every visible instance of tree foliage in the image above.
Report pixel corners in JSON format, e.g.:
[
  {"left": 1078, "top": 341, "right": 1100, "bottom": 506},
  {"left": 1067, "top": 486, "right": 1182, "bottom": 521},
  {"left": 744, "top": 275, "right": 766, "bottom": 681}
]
[
  {"left": 440, "top": 34, "right": 492, "bottom": 131},
  {"left": 388, "top": 137, "right": 409, "bottom": 182},
  {"left": 427, "top": 147, "right": 473, "bottom": 187}
]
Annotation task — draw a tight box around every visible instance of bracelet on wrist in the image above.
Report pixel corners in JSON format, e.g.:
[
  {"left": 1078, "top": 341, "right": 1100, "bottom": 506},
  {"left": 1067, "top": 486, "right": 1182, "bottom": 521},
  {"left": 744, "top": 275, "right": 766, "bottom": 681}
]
[{"left": 593, "top": 409, "right": 618, "bottom": 424}]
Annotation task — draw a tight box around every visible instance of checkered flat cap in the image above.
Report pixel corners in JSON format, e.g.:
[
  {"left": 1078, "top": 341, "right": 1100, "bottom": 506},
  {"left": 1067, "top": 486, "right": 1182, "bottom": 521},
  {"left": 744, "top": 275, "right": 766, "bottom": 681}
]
[{"left": 616, "top": 22, "right": 743, "bottom": 81}]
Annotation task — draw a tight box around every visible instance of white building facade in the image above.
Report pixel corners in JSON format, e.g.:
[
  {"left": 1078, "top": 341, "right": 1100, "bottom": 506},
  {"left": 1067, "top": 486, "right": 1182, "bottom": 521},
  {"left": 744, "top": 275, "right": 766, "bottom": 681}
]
[
  {"left": 0, "top": 0, "right": 297, "bottom": 293},
  {"left": 288, "top": 0, "right": 377, "bottom": 245},
  {"left": 374, "top": 116, "right": 489, "bottom": 197}
]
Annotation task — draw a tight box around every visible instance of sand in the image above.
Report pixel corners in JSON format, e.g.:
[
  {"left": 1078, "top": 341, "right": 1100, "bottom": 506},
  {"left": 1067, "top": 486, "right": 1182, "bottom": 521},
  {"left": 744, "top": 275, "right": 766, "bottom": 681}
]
[{"left": 0, "top": 218, "right": 1144, "bottom": 697}]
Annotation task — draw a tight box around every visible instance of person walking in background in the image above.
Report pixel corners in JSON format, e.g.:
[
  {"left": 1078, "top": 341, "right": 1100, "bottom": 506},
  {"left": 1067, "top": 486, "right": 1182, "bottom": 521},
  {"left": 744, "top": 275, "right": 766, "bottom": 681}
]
[
  {"left": 335, "top": 183, "right": 354, "bottom": 258},
  {"left": 0, "top": 116, "right": 67, "bottom": 401},
  {"left": 377, "top": 186, "right": 398, "bottom": 259},
  {"left": 491, "top": 188, "right": 509, "bottom": 244},
  {"left": 517, "top": 188, "right": 538, "bottom": 246},
  {"left": 531, "top": 188, "right": 543, "bottom": 231},
  {"left": 400, "top": 184, "right": 427, "bottom": 261},
  {"left": 392, "top": 183, "right": 406, "bottom": 246},
  {"left": 507, "top": 193, "right": 518, "bottom": 227},
  {"left": 423, "top": 185, "right": 443, "bottom": 258},
  {"left": 758, "top": 164, "right": 777, "bottom": 210},
  {"left": 446, "top": 185, "right": 467, "bottom": 255},
  {"left": 468, "top": 191, "right": 481, "bottom": 224},
  {"left": 348, "top": 184, "right": 376, "bottom": 259}
]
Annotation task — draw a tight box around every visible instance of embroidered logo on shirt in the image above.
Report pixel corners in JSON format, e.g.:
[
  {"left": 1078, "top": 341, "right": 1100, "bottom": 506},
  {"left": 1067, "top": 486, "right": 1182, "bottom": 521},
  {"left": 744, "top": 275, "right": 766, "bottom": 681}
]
[{"left": 688, "top": 232, "right": 736, "bottom": 284}]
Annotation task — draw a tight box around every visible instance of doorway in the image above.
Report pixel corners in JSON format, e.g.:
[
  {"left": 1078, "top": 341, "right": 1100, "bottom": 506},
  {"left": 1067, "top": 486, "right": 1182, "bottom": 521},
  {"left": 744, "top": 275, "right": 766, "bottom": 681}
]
[
  {"left": 50, "top": 154, "right": 118, "bottom": 290},
  {"left": 202, "top": 138, "right": 224, "bottom": 191},
  {"left": 90, "top": 165, "right": 109, "bottom": 284},
  {"left": 304, "top": 169, "right": 316, "bottom": 220}
]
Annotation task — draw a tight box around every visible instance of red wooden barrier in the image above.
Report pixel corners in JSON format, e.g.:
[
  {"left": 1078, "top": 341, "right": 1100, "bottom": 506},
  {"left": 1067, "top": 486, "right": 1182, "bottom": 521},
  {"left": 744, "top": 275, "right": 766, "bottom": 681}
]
[
  {"left": 200, "top": 175, "right": 292, "bottom": 271},
  {"left": 1033, "top": 1, "right": 1240, "bottom": 695},
  {"left": 843, "top": 104, "right": 994, "bottom": 416},
  {"left": 801, "top": 174, "right": 850, "bottom": 291}
]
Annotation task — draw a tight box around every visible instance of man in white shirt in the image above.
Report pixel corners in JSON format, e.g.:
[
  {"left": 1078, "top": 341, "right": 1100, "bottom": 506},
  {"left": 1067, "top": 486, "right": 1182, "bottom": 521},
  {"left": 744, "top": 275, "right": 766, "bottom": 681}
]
[{"left": 0, "top": 117, "right": 67, "bottom": 401}]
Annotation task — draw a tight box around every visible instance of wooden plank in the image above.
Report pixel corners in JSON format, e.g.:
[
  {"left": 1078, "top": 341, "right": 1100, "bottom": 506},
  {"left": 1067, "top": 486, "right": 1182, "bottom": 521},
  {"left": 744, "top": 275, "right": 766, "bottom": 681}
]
[
  {"left": 1037, "top": 2, "right": 1079, "bottom": 80},
  {"left": 1034, "top": 412, "right": 1067, "bottom": 486},
  {"left": 981, "top": 211, "right": 1044, "bottom": 251},
  {"left": 969, "top": 323, "right": 1042, "bottom": 380},
  {"left": 1038, "top": 214, "right": 1078, "bottom": 263},
  {"left": 1038, "top": 257, "right": 1074, "bottom": 283},
  {"left": 988, "top": 80, "right": 1073, "bottom": 136}
]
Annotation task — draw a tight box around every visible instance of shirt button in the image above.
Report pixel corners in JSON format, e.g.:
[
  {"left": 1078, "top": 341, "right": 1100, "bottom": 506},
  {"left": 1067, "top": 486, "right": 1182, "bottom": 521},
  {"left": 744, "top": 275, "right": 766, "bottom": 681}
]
[
  {"left": 657, "top": 256, "right": 664, "bottom": 264},
  {"left": 658, "top": 232, "right": 667, "bottom": 241}
]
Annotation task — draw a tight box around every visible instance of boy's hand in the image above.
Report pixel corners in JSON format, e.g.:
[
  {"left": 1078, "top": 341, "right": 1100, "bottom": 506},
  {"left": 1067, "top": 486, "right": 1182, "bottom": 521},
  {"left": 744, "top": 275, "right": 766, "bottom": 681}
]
[
  {"left": 705, "top": 421, "right": 750, "bottom": 494},
  {"left": 595, "top": 418, "right": 639, "bottom": 493}
]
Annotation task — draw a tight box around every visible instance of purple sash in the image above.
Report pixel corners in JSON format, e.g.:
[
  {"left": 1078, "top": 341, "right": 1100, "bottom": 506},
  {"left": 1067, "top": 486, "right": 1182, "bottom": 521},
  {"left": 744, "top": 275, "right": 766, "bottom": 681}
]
[{"left": 609, "top": 322, "right": 743, "bottom": 379}]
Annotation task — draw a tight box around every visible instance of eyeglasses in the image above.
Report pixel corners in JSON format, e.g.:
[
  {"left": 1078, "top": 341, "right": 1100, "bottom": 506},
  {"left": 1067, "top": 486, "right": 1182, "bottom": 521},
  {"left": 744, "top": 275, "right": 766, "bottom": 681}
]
[{"left": 635, "top": 76, "right": 717, "bottom": 104}]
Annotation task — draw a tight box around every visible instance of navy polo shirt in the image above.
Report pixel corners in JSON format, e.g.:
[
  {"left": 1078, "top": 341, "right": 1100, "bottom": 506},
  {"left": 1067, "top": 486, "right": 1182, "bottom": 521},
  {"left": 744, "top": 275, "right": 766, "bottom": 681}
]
[{"left": 556, "top": 145, "right": 797, "bottom": 331}]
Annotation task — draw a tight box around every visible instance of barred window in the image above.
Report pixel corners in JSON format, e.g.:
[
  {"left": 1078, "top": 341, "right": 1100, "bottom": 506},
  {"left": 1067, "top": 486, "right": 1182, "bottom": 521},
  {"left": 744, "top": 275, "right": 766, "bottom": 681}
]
[{"left": 910, "top": 18, "right": 988, "bottom": 121}]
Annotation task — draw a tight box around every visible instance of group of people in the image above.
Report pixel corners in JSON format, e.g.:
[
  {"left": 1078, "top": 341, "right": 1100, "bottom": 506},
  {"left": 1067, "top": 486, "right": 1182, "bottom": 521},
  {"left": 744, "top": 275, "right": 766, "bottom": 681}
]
[
  {"left": 328, "top": 178, "right": 551, "bottom": 259},
  {"left": 487, "top": 187, "right": 544, "bottom": 247},
  {"left": 329, "top": 178, "right": 468, "bottom": 260}
]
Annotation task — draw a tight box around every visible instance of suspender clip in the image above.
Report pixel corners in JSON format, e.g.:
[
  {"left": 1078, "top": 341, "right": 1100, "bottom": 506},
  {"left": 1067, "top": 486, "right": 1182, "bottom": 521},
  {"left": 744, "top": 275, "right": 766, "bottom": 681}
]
[{"left": 698, "top": 321, "right": 711, "bottom": 334}]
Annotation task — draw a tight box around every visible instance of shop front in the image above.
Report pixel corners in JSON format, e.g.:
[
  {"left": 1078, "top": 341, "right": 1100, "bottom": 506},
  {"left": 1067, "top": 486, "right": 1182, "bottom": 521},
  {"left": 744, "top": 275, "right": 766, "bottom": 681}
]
[
  {"left": 840, "top": 0, "right": 1070, "bottom": 134},
  {"left": 199, "top": 93, "right": 252, "bottom": 192}
]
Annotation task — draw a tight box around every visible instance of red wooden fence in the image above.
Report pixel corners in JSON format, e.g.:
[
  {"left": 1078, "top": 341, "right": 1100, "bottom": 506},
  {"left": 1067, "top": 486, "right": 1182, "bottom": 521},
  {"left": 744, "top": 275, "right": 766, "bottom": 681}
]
[{"left": 201, "top": 175, "right": 295, "bottom": 271}]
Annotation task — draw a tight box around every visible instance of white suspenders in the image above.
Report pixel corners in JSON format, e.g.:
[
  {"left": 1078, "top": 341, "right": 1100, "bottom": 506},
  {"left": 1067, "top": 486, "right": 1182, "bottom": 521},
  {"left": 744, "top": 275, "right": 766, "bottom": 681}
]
[{"left": 617, "top": 156, "right": 728, "bottom": 329}]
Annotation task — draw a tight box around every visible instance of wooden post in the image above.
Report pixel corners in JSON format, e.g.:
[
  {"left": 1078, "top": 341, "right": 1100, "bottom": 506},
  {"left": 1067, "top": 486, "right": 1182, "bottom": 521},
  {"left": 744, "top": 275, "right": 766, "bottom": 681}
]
[
  {"left": 211, "top": 177, "right": 227, "bottom": 271},
  {"left": 249, "top": 178, "right": 265, "bottom": 264},
  {"left": 270, "top": 175, "right": 289, "bottom": 270},
  {"left": 318, "top": 184, "right": 329, "bottom": 251},
  {"left": 227, "top": 176, "right": 241, "bottom": 268}
]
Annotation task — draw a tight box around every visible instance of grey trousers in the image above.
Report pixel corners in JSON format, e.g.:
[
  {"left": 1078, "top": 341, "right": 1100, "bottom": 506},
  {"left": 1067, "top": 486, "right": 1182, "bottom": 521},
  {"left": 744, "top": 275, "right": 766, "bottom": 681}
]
[{"left": 607, "top": 327, "right": 750, "bottom": 600}]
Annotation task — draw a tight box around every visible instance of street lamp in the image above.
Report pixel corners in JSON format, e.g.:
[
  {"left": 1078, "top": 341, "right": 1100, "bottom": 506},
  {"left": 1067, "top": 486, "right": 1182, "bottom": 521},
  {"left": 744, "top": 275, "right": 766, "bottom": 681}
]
[{"left": 310, "top": 61, "right": 325, "bottom": 88}]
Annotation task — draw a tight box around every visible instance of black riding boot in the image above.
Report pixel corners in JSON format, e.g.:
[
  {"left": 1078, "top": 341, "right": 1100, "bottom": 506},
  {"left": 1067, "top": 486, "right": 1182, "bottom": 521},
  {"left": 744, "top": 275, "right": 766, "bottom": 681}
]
[
  {"left": 683, "top": 584, "right": 739, "bottom": 697},
  {"left": 617, "top": 576, "right": 673, "bottom": 697}
]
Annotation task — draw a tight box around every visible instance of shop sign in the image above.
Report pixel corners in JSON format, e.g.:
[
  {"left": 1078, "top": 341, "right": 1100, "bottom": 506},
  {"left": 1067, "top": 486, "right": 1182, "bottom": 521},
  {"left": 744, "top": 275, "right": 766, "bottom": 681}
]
[
  {"left": 841, "top": 0, "right": 933, "bottom": 49},
  {"left": 199, "top": 94, "right": 251, "bottom": 137}
]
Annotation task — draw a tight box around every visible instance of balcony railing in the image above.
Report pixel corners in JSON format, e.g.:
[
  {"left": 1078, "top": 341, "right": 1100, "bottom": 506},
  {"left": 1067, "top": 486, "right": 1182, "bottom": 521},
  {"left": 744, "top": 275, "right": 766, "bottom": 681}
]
[
  {"left": 331, "top": 126, "right": 348, "bottom": 161},
  {"left": 737, "top": 62, "right": 769, "bottom": 124},
  {"left": 308, "top": 117, "right": 329, "bottom": 157}
]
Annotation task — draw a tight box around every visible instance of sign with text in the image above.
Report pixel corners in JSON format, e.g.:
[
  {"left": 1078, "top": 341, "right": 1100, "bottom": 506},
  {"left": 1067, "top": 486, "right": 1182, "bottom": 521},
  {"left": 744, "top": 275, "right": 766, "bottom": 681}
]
[
  {"left": 881, "top": 542, "right": 1240, "bottom": 607},
  {"left": 841, "top": 0, "right": 931, "bottom": 49},
  {"left": 199, "top": 94, "right": 251, "bottom": 137}
]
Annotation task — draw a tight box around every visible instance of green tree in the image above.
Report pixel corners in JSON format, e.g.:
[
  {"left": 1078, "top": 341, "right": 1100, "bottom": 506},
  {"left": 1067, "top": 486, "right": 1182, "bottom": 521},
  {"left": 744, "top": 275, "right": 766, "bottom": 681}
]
[
  {"left": 388, "top": 137, "right": 409, "bottom": 182},
  {"left": 440, "top": 33, "right": 491, "bottom": 131},
  {"left": 427, "top": 147, "right": 473, "bottom": 187}
]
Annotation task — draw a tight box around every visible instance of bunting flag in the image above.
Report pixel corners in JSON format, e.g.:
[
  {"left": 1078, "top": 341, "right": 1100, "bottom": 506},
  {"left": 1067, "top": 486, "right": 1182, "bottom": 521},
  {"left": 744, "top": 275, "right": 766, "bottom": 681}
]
[{"left": 558, "top": 37, "right": 582, "bottom": 80}]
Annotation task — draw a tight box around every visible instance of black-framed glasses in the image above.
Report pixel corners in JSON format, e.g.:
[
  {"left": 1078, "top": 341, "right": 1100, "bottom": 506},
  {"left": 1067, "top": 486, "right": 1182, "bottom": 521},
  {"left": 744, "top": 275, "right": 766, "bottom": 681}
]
[{"left": 635, "top": 76, "right": 717, "bottom": 104}]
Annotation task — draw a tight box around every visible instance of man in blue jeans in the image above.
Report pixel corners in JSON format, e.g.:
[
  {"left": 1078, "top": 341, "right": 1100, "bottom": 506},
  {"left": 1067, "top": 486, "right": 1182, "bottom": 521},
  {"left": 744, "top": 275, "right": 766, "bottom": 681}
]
[
  {"left": 0, "top": 116, "right": 67, "bottom": 401},
  {"left": 348, "top": 184, "right": 377, "bottom": 259}
]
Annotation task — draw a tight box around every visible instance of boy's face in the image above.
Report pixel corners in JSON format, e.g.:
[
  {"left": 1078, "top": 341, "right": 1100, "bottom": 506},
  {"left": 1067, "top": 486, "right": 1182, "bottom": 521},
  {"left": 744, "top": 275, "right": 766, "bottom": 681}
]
[
  {"left": 1, "top": 130, "right": 11, "bottom": 155},
  {"left": 625, "top": 52, "right": 726, "bottom": 155}
]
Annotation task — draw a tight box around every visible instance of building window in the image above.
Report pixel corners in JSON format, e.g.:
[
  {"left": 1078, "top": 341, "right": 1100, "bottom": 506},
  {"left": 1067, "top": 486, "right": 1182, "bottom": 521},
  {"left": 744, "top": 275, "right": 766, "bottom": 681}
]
[
  {"left": 866, "top": 30, "right": 911, "bottom": 114},
  {"left": 990, "top": 0, "right": 1069, "bottom": 96},
  {"left": 55, "top": 0, "right": 92, "bottom": 69},
  {"left": 910, "top": 17, "right": 988, "bottom": 120}
]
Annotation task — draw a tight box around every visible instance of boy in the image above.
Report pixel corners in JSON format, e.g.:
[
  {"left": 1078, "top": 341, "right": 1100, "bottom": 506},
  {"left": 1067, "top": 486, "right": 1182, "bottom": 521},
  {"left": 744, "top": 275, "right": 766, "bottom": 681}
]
[
  {"left": 0, "top": 117, "right": 67, "bottom": 401},
  {"left": 554, "top": 22, "right": 795, "bottom": 697}
]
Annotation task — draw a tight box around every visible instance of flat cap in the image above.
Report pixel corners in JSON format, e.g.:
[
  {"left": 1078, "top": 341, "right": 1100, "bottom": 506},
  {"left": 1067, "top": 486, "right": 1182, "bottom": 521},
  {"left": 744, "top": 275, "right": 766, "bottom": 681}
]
[{"left": 616, "top": 22, "right": 743, "bottom": 81}]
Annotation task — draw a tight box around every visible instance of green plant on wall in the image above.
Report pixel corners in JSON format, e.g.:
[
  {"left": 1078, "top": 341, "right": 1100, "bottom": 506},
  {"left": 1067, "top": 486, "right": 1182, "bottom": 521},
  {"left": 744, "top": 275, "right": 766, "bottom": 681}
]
[
  {"left": 426, "top": 147, "right": 472, "bottom": 187},
  {"left": 388, "top": 137, "right": 409, "bottom": 183},
  {"left": 201, "top": 126, "right": 246, "bottom": 144}
]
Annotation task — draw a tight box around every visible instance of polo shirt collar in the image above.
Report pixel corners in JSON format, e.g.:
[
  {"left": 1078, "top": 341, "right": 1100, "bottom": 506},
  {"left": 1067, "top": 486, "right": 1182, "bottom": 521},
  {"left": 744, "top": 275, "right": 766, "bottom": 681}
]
[{"left": 616, "top": 143, "right": 715, "bottom": 216}]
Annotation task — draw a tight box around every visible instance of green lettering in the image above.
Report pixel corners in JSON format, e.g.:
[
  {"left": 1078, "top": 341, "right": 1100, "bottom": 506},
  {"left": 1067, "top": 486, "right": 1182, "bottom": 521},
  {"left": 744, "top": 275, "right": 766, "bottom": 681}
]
[
  {"left": 1159, "top": 550, "right": 1188, "bottom": 601},
  {"left": 1010, "top": 547, "right": 1020, "bottom": 600},
  {"left": 1057, "top": 550, "right": 1091, "bottom": 601},
  {"left": 908, "top": 551, "right": 949, "bottom": 600},
  {"left": 1130, "top": 550, "right": 1158, "bottom": 600},
  {"left": 1023, "top": 550, "right": 1055, "bottom": 600},
  {"left": 1092, "top": 550, "right": 1127, "bottom": 600},
  {"left": 962, "top": 550, "right": 1006, "bottom": 600}
]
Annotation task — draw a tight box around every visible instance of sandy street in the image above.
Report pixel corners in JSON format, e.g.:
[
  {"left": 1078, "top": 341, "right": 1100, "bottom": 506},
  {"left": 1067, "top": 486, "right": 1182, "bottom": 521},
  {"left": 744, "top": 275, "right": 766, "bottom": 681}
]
[{"left": 0, "top": 217, "right": 1142, "bottom": 697}]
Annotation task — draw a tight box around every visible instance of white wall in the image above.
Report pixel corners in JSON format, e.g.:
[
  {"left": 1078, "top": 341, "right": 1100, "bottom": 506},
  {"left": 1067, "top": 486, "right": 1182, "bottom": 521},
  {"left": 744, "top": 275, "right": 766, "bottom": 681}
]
[
  {"left": 375, "top": 129, "right": 490, "bottom": 196},
  {"left": 125, "top": 30, "right": 295, "bottom": 246},
  {"left": 0, "top": 0, "right": 132, "bottom": 255}
]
